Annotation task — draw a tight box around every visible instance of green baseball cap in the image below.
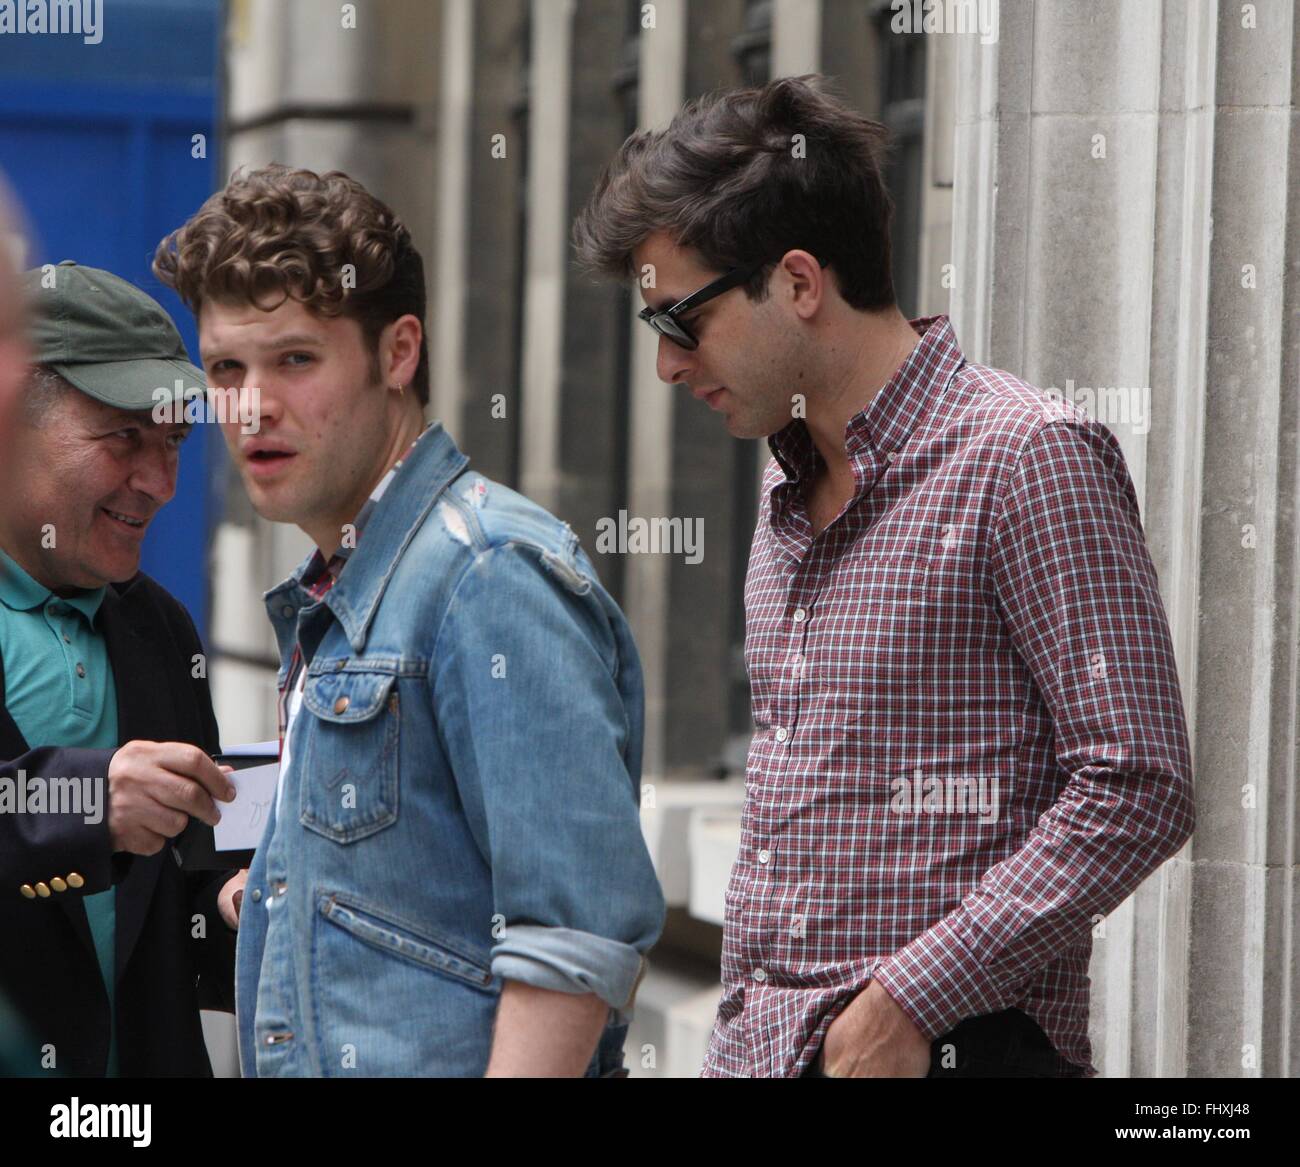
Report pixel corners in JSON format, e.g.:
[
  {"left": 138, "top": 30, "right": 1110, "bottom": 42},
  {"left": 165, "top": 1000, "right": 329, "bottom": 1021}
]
[{"left": 20, "top": 259, "right": 205, "bottom": 411}]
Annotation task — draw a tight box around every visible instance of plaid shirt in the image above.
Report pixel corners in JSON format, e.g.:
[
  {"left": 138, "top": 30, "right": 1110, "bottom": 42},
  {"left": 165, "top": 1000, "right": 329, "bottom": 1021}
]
[{"left": 701, "top": 315, "right": 1195, "bottom": 1078}]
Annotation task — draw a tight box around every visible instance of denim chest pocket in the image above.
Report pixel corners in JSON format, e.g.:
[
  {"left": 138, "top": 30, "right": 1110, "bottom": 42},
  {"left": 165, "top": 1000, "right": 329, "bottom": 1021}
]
[{"left": 299, "top": 667, "right": 400, "bottom": 843}]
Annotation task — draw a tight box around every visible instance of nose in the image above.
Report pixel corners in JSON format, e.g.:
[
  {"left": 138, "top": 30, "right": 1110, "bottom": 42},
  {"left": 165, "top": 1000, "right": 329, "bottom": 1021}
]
[
  {"left": 656, "top": 333, "right": 696, "bottom": 387},
  {"left": 240, "top": 378, "right": 281, "bottom": 434},
  {"left": 219, "top": 376, "right": 281, "bottom": 443},
  {"left": 128, "top": 436, "right": 178, "bottom": 507}
]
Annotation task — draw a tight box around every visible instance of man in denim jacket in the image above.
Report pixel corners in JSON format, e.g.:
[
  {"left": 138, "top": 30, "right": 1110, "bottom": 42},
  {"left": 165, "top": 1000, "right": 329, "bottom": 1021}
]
[{"left": 154, "top": 165, "right": 665, "bottom": 1077}]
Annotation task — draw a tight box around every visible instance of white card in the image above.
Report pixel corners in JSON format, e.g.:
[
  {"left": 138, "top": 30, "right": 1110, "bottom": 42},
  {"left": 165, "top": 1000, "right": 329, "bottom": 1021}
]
[{"left": 213, "top": 762, "right": 279, "bottom": 852}]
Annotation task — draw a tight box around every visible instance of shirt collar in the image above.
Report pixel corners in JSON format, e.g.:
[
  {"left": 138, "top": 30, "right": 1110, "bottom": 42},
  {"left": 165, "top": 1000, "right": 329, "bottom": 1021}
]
[
  {"left": 269, "top": 421, "right": 470, "bottom": 656},
  {"left": 298, "top": 422, "right": 435, "bottom": 592},
  {"left": 0, "top": 547, "right": 107, "bottom": 624},
  {"left": 768, "top": 314, "right": 965, "bottom": 486}
]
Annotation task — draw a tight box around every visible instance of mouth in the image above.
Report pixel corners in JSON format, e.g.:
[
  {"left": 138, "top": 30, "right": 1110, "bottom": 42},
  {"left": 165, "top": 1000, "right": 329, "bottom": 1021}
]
[
  {"left": 100, "top": 507, "right": 147, "bottom": 534},
  {"left": 697, "top": 386, "right": 727, "bottom": 411},
  {"left": 244, "top": 448, "right": 298, "bottom": 479}
]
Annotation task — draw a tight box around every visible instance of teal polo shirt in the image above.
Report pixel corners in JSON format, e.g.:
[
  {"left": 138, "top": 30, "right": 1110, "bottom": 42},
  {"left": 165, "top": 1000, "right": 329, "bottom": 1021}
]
[{"left": 0, "top": 548, "right": 120, "bottom": 1076}]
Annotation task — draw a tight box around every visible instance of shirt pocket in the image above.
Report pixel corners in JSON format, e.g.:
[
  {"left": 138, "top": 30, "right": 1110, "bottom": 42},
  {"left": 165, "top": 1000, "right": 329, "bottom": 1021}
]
[
  {"left": 818, "top": 555, "right": 929, "bottom": 706},
  {"left": 299, "top": 667, "right": 400, "bottom": 843},
  {"left": 316, "top": 893, "right": 493, "bottom": 991}
]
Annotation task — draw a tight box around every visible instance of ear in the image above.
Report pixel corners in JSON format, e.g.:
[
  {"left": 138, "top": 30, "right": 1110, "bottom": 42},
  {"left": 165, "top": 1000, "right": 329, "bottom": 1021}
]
[
  {"left": 777, "top": 250, "right": 827, "bottom": 322},
  {"left": 380, "top": 314, "right": 422, "bottom": 390}
]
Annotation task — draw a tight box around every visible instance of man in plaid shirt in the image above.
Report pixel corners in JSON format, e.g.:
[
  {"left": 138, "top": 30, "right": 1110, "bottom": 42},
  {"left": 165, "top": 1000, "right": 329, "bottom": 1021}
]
[{"left": 576, "top": 75, "right": 1194, "bottom": 1077}]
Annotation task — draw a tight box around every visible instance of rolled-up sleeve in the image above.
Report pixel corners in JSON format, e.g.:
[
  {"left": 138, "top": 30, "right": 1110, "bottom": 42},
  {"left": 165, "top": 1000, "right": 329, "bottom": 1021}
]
[
  {"left": 431, "top": 540, "right": 665, "bottom": 1016},
  {"left": 871, "top": 419, "right": 1196, "bottom": 1040}
]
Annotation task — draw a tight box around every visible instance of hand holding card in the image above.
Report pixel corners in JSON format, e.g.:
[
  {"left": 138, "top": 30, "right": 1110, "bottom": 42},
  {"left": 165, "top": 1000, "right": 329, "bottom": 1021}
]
[{"left": 174, "top": 741, "right": 279, "bottom": 870}]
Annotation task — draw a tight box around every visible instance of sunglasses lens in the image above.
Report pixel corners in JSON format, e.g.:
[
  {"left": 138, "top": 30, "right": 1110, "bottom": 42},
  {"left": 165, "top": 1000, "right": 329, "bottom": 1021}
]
[{"left": 657, "top": 318, "right": 697, "bottom": 350}]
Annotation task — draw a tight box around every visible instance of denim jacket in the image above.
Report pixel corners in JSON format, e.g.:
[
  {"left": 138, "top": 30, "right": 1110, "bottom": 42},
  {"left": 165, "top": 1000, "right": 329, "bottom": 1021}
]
[{"left": 234, "top": 424, "right": 665, "bottom": 1077}]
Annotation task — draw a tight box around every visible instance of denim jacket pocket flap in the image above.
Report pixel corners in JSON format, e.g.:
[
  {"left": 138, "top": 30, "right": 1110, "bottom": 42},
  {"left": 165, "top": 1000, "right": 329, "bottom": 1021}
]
[
  {"left": 318, "top": 893, "right": 494, "bottom": 990},
  {"left": 299, "top": 670, "right": 401, "bottom": 843},
  {"left": 304, "top": 669, "right": 397, "bottom": 723}
]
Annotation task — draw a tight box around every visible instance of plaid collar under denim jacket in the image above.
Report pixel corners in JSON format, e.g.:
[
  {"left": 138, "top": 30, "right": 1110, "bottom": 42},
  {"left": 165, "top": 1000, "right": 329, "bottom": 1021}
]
[{"left": 234, "top": 422, "right": 664, "bottom": 1077}]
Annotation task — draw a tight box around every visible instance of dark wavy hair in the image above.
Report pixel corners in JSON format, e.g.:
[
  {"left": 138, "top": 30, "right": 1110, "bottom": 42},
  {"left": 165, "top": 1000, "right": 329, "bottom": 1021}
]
[
  {"left": 153, "top": 164, "right": 430, "bottom": 405},
  {"left": 573, "top": 74, "right": 896, "bottom": 310}
]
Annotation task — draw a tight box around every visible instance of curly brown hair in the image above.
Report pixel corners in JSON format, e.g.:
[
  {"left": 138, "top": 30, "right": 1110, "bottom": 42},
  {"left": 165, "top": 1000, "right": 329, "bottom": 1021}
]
[{"left": 153, "top": 164, "right": 430, "bottom": 405}]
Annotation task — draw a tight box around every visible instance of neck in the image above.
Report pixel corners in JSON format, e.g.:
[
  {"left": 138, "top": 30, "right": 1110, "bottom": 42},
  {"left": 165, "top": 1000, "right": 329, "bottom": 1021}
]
[
  {"left": 803, "top": 306, "right": 921, "bottom": 486},
  {"left": 0, "top": 536, "right": 92, "bottom": 597},
  {"left": 303, "top": 405, "right": 426, "bottom": 555}
]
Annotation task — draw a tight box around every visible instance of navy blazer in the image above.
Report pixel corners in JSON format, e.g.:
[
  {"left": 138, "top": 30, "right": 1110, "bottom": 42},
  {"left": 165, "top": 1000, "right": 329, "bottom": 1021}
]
[{"left": 0, "top": 571, "right": 236, "bottom": 1077}]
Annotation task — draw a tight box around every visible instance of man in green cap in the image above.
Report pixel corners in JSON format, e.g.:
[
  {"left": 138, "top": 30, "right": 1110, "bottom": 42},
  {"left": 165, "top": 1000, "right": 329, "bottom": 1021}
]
[{"left": 0, "top": 260, "right": 243, "bottom": 1077}]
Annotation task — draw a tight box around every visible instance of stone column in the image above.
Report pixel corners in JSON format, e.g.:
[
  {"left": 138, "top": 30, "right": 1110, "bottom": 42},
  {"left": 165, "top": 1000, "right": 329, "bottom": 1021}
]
[
  {"left": 947, "top": 0, "right": 1298, "bottom": 1077},
  {"left": 518, "top": 0, "right": 574, "bottom": 514},
  {"left": 624, "top": 0, "right": 687, "bottom": 782},
  {"left": 457, "top": 0, "right": 530, "bottom": 485}
]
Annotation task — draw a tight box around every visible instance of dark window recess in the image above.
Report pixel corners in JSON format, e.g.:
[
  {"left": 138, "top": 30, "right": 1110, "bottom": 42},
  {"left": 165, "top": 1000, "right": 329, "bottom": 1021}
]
[
  {"left": 731, "top": 0, "right": 773, "bottom": 86},
  {"left": 872, "top": 1, "right": 927, "bottom": 318},
  {"left": 606, "top": 0, "right": 642, "bottom": 606},
  {"left": 506, "top": 6, "right": 533, "bottom": 492},
  {"left": 720, "top": 0, "right": 774, "bottom": 775}
]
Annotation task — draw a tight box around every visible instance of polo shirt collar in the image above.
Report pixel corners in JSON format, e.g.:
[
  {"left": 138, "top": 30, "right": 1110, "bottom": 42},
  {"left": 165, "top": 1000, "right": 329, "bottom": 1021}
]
[{"left": 0, "top": 547, "right": 107, "bottom": 624}]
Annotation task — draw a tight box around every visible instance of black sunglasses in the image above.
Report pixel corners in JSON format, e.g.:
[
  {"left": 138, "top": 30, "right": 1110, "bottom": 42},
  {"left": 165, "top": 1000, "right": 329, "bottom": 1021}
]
[{"left": 637, "top": 257, "right": 774, "bottom": 351}]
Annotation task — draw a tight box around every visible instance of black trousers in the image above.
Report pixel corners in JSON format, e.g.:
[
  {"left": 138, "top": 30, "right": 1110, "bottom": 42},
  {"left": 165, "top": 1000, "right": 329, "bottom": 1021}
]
[{"left": 803, "top": 1007, "right": 1088, "bottom": 1078}]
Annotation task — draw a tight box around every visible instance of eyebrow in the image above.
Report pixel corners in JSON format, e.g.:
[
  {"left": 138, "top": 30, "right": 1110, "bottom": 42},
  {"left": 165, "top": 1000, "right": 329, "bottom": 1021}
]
[{"left": 200, "top": 333, "right": 326, "bottom": 362}]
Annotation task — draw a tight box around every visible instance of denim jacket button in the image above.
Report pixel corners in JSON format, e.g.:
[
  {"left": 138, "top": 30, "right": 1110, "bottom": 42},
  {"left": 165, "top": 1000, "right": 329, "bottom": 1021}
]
[{"left": 333, "top": 695, "right": 350, "bottom": 714}]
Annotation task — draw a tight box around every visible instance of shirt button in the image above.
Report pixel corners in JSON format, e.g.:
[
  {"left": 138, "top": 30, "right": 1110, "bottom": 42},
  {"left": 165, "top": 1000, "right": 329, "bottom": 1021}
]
[
  {"left": 792, "top": 607, "right": 807, "bottom": 623},
  {"left": 774, "top": 727, "right": 788, "bottom": 743},
  {"left": 886, "top": 450, "right": 898, "bottom": 463},
  {"left": 66, "top": 872, "right": 84, "bottom": 888},
  {"left": 50, "top": 877, "right": 67, "bottom": 892},
  {"left": 281, "top": 605, "right": 294, "bottom": 618},
  {"left": 75, "top": 663, "right": 86, "bottom": 679},
  {"left": 19, "top": 884, "right": 36, "bottom": 899},
  {"left": 752, "top": 967, "right": 767, "bottom": 983},
  {"left": 757, "top": 848, "right": 770, "bottom": 864},
  {"left": 250, "top": 888, "right": 263, "bottom": 903},
  {"left": 333, "top": 696, "right": 350, "bottom": 714}
]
